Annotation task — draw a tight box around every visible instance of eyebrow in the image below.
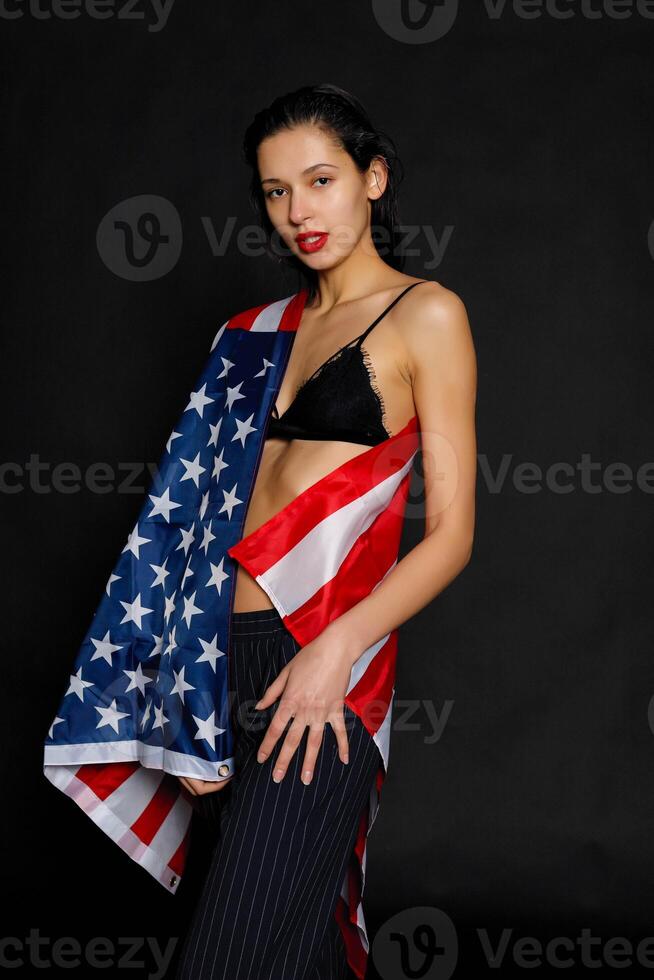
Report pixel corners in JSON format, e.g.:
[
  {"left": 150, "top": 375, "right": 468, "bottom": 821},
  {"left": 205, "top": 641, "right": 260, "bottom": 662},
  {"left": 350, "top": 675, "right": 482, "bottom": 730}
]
[{"left": 261, "top": 163, "right": 340, "bottom": 186}]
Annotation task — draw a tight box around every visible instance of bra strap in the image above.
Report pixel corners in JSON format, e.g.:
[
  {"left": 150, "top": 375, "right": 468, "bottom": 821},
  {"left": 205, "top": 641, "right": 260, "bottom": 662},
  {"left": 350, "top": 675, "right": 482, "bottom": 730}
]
[{"left": 356, "top": 280, "right": 430, "bottom": 346}]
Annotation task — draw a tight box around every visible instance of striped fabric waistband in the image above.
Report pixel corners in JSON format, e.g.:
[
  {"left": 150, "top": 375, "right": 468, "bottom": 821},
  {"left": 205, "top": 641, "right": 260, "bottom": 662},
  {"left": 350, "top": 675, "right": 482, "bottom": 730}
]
[{"left": 230, "top": 606, "right": 286, "bottom": 636}]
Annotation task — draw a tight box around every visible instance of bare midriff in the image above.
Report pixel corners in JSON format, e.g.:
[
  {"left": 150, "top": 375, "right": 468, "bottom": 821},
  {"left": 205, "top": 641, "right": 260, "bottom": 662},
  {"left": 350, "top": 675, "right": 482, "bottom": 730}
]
[
  {"left": 232, "top": 439, "right": 376, "bottom": 611},
  {"left": 231, "top": 288, "right": 418, "bottom": 613}
]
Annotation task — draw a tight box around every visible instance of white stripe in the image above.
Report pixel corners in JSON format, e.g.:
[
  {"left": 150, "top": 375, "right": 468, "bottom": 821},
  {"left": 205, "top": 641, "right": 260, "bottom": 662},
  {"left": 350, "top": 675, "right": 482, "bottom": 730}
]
[
  {"left": 250, "top": 294, "right": 295, "bottom": 332},
  {"left": 372, "top": 691, "right": 394, "bottom": 772},
  {"left": 43, "top": 741, "right": 234, "bottom": 781},
  {"left": 336, "top": 693, "right": 393, "bottom": 961},
  {"left": 42, "top": 764, "right": 191, "bottom": 893},
  {"left": 97, "top": 762, "right": 165, "bottom": 828},
  {"left": 210, "top": 320, "right": 228, "bottom": 352},
  {"left": 259, "top": 452, "right": 417, "bottom": 616},
  {"left": 345, "top": 633, "right": 388, "bottom": 696},
  {"left": 148, "top": 789, "right": 194, "bottom": 871}
]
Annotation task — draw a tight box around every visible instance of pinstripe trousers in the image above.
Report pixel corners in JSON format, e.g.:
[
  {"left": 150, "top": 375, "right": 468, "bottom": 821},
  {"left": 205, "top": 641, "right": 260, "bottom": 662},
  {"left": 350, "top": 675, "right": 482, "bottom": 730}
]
[{"left": 174, "top": 607, "right": 383, "bottom": 980}]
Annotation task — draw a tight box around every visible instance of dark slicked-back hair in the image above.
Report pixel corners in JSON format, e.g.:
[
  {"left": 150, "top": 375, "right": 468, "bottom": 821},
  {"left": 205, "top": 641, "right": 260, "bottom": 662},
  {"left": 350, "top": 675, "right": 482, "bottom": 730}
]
[{"left": 242, "top": 82, "right": 406, "bottom": 303}]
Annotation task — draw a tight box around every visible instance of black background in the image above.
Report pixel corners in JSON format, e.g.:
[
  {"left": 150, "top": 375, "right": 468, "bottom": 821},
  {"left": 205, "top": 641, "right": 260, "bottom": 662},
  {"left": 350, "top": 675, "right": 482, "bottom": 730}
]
[{"left": 3, "top": 1, "right": 654, "bottom": 977}]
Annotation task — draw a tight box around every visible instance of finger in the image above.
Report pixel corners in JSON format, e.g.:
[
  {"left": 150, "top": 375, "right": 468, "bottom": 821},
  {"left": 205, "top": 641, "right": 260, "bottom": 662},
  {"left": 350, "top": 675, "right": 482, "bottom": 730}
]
[
  {"left": 299, "top": 723, "right": 326, "bottom": 785},
  {"left": 329, "top": 711, "right": 350, "bottom": 765},
  {"left": 178, "top": 776, "right": 197, "bottom": 796},
  {"left": 256, "top": 699, "right": 298, "bottom": 764},
  {"left": 254, "top": 667, "right": 288, "bottom": 710},
  {"left": 270, "top": 717, "right": 307, "bottom": 783}
]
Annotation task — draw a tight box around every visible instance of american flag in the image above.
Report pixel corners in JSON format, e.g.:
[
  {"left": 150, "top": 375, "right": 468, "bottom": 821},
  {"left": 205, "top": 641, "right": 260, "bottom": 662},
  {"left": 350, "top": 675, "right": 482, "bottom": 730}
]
[{"left": 43, "top": 288, "right": 420, "bottom": 980}]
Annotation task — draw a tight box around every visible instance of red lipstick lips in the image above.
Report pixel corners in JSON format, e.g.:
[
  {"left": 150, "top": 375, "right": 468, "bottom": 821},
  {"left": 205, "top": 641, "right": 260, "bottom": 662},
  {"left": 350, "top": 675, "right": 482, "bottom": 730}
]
[{"left": 295, "top": 231, "right": 329, "bottom": 254}]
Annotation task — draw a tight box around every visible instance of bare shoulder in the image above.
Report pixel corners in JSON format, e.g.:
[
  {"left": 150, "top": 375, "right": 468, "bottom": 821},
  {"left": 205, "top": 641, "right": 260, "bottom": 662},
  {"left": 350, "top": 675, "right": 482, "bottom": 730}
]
[{"left": 394, "top": 279, "right": 475, "bottom": 382}]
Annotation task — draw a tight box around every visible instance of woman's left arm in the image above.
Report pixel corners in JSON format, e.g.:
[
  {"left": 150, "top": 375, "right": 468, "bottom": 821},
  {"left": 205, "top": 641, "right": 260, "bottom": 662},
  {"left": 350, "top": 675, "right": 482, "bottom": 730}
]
[
  {"left": 253, "top": 284, "right": 477, "bottom": 785},
  {"left": 327, "top": 283, "right": 478, "bottom": 660}
]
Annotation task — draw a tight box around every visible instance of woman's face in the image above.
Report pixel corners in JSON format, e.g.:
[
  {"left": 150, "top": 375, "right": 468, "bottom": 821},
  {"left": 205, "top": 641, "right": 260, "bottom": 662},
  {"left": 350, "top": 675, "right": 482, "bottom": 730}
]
[{"left": 256, "top": 123, "right": 386, "bottom": 269}]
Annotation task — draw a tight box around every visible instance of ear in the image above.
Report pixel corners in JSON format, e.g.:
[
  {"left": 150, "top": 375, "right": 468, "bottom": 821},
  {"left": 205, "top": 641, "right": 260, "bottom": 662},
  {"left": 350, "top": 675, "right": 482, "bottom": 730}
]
[{"left": 367, "top": 155, "right": 389, "bottom": 200}]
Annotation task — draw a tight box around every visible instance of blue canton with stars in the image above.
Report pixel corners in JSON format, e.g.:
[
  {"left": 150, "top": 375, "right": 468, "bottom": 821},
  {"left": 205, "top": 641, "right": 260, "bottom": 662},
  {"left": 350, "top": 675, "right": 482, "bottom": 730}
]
[{"left": 45, "top": 310, "right": 295, "bottom": 778}]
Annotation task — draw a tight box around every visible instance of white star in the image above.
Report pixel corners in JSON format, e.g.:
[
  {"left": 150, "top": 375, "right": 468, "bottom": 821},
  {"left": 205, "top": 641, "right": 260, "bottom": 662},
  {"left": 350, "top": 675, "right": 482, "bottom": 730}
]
[
  {"left": 120, "top": 592, "right": 154, "bottom": 630},
  {"left": 200, "top": 520, "right": 216, "bottom": 556},
  {"left": 232, "top": 413, "right": 257, "bottom": 448},
  {"left": 254, "top": 357, "right": 275, "bottom": 377},
  {"left": 176, "top": 526, "right": 195, "bottom": 556},
  {"left": 185, "top": 383, "right": 214, "bottom": 419},
  {"left": 193, "top": 710, "right": 225, "bottom": 751},
  {"left": 90, "top": 629, "right": 125, "bottom": 666},
  {"left": 150, "top": 557, "right": 171, "bottom": 589},
  {"left": 199, "top": 489, "right": 210, "bottom": 521},
  {"left": 212, "top": 447, "right": 229, "bottom": 482},
  {"left": 205, "top": 558, "right": 229, "bottom": 595},
  {"left": 123, "top": 663, "right": 153, "bottom": 697},
  {"left": 105, "top": 573, "right": 120, "bottom": 596},
  {"left": 182, "top": 590, "right": 203, "bottom": 629},
  {"left": 195, "top": 634, "right": 226, "bottom": 673},
  {"left": 147, "top": 633, "right": 164, "bottom": 660},
  {"left": 163, "top": 624, "right": 178, "bottom": 658},
  {"left": 225, "top": 381, "right": 247, "bottom": 411},
  {"left": 219, "top": 484, "right": 243, "bottom": 520},
  {"left": 164, "top": 589, "right": 177, "bottom": 625},
  {"left": 140, "top": 696, "right": 153, "bottom": 732},
  {"left": 148, "top": 486, "right": 182, "bottom": 523},
  {"left": 216, "top": 355, "right": 234, "bottom": 378},
  {"left": 180, "top": 450, "right": 206, "bottom": 488},
  {"left": 166, "top": 429, "right": 183, "bottom": 454},
  {"left": 207, "top": 418, "right": 222, "bottom": 448},
  {"left": 152, "top": 700, "right": 169, "bottom": 732},
  {"left": 181, "top": 556, "right": 194, "bottom": 589},
  {"left": 95, "top": 698, "right": 130, "bottom": 734},
  {"left": 122, "top": 525, "right": 152, "bottom": 559},
  {"left": 66, "top": 667, "right": 94, "bottom": 702},
  {"left": 48, "top": 716, "right": 65, "bottom": 739},
  {"left": 169, "top": 666, "right": 195, "bottom": 704}
]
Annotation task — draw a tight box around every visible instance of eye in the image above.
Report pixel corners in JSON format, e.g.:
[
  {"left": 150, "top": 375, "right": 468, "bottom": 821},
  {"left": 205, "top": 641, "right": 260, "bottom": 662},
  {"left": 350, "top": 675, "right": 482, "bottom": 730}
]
[{"left": 265, "top": 176, "right": 332, "bottom": 200}]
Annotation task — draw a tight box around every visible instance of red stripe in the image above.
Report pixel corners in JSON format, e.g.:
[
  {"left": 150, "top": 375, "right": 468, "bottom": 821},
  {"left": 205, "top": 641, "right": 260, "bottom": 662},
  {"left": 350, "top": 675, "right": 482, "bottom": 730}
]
[
  {"left": 352, "top": 798, "right": 370, "bottom": 871},
  {"left": 226, "top": 288, "right": 308, "bottom": 332},
  {"left": 287, "top": 466, "right": 414, "bottom": 645},
  {"left": 345, "top": 635, "right": 397, "bottom": 739},
  {"left": 334, "top": 896, "right": 367, "bottom": 979},
  {"left": 130, "top": 772, "right": 179, "bottom": 846},
  {"left": 227, "top": 415, "right": 419, "bottom": 575},
  {"left": 75, "top": 761, "right": 139, "bottom": 800},
  {"left": 284, "top": 527, "right": 383, "bottom": 647},
  {"left": 224, "top": 302, "right": 269, "bottom": 331},
  {"left": 278, "top": 288, "right": 309, "bottom": 331},
  {"left": 168, "top": 821, "right": 192, "bottom": 877}
]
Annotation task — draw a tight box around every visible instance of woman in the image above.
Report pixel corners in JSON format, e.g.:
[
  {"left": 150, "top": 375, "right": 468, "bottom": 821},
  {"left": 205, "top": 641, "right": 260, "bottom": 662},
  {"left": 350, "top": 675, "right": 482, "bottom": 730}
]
[{"left": 174, "top": 83, "right": 477, "bottom": 979}]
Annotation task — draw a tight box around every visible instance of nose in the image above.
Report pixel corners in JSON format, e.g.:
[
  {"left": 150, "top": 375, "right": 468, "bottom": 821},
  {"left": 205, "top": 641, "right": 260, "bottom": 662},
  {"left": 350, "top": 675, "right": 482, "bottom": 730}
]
[{"left": 288, "top": 191, "right": 313, "bottom": 227}]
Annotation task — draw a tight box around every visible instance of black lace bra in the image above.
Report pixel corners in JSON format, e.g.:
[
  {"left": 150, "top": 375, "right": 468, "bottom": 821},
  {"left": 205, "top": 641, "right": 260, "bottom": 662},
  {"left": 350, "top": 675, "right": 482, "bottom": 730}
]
[{"left": 266, "top": 281, "right": 428, "bottom": 447}]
